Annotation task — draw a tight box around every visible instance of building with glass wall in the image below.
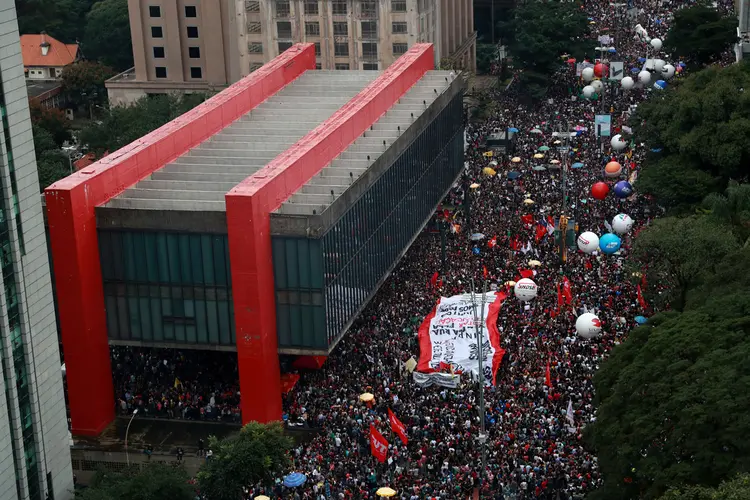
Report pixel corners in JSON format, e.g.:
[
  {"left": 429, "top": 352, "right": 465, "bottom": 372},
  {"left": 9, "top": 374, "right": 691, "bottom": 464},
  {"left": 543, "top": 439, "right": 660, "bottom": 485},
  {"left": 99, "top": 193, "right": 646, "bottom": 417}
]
[{"left": 0, "top": 1, "right": 75, "bottom": 498}]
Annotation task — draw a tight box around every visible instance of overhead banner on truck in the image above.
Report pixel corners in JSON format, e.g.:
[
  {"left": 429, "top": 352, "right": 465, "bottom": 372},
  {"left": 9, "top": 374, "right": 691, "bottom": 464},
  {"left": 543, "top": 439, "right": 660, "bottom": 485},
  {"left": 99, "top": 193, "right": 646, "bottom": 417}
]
[{"left": 417, "top": 291, "right": 506, "bottom": 385}]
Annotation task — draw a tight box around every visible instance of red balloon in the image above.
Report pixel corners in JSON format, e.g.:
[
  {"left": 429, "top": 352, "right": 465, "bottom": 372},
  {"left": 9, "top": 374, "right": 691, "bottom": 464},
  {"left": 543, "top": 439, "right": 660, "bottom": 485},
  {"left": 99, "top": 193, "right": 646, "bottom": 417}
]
[
  {"left": 594, "top": 63, "right": 609, "bottom": 78},
  {"left": 591, "top": 182, "right": 609, "bottom": 200}
]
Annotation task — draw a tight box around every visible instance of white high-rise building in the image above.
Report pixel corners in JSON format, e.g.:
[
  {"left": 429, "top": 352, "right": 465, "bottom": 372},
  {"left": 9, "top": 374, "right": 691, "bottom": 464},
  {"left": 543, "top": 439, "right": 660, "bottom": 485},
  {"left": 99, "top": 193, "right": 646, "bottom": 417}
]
[{"left": 0, "top": 1, "right": 74, "bottom": 499}]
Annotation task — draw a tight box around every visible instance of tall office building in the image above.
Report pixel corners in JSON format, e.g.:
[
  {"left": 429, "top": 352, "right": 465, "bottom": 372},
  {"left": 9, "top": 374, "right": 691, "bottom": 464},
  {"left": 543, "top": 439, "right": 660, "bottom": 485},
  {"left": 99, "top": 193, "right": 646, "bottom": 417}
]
[
  {"left": 0, "top": 1, "right": 75, "bottom": 499},
  {"left": 106, "top": 0, "right": 475, "bottom": 105}
]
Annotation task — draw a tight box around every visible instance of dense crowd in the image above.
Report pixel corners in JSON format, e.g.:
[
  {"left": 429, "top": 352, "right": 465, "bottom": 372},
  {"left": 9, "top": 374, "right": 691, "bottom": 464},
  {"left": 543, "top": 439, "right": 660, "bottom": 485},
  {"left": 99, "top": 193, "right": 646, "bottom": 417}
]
[{"left": 109, "top": 0, "right": 736, "bottom": 498}]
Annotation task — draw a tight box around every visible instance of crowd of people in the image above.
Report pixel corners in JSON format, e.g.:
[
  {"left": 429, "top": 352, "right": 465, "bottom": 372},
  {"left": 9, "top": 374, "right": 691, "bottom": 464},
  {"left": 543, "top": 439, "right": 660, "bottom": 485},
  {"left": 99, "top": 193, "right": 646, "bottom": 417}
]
[{"left": 108, "top": 0, "right": 736, "bottom": 497}]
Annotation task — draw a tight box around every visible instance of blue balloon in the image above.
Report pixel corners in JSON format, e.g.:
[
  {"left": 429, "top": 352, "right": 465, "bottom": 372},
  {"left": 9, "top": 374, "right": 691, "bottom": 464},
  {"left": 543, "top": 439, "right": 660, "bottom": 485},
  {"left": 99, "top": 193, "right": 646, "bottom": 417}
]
[
  {"left": 599, "top": 233, "right": 622, "bottom": 254},
  {"left": 654, "top": 80, "right": 667, "bottom": 90},
  {"left": 635, "top": 315, "right": 648, "bottom": 324},
  {"left": 613, "top": 180, "right": 633, "bottom": 198}
]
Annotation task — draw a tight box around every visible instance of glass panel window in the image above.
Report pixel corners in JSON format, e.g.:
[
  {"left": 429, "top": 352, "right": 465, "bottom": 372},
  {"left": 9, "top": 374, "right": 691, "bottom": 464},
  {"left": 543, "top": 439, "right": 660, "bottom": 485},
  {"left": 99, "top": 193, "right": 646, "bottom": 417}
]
[
  {"left": 333, "top": 22, "right": 348, "bottom": 36},
  {"left": 278, "top": 41, "right": 293, "bottom": 52},
  {"left": 305, "top": 21, "right": 320, "bottom": 36},
  {"left": 248, "top": 42, "right": 263, "bottom": 54},
  {"left": 335, "top": 63, "right": 350, "bottom": 70},
  {"left": 332, "top": 0, "right": 347, "bottom": 15},
  {"left": 187, "top": 26, "right": 199, "bottom": 38},
  {"left": 185, "top": 5, "right": 197, "bottom": 17},
  {"left": 155, "top": 67, "right": 167, "bottom": 78},
  {"left": 190, "top": 67, "right": 202, "bottom": 79},
  {"left": 314, "top": 42, "right": 321, "bottom": 56},
  {"left": 149, "top": 5, "right": 161, "bottom": 17},
  {"left": 391, "top": 0, "right": 407, "bottom": 12},
  {"left": 277, "top": 21, "right": 292, "bottom": 38},
  {"left": 362, "top": 42, "right": 378, "bottom": 60},
  {"left": 392, "top": 21, "right": 408, "bottom": 34},
  {"left": 304, "top": 0, "right": 318, "bottom": 15},
  {"left": 334, "top": 42, "right": 349, "bottom": 57},
  {"left": 275, "top": 0, "right": 290, "bottom": 16},
  {"left": 188, "top": 46, "right": 200, "bottom": 58},
  {"left": 153, "top": 46, "right": 165, "bottom": 58},
  {"left": 363, "top": 63, "right": 378, "bottom": 70},
  {"left": 393, "top": 42, "right": 408, "bottom": 55},
  {"left": 361, "top": 21, "right": 377, "bottom": 39},
  {"left": 151, "top": 26, "right": 163, "bottom": 38}
]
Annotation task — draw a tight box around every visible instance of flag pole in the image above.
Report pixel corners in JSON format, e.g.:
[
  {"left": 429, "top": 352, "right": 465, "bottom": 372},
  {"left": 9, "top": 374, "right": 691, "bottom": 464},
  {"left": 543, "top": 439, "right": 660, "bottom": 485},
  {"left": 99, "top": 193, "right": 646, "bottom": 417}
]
[{"left": 470, "top": 279, "right": 489, "bottom": 496}]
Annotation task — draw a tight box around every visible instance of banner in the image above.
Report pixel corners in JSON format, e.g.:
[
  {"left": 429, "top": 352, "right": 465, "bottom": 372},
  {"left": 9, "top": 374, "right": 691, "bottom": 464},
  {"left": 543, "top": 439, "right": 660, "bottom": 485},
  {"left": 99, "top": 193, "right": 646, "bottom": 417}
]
[
  {"left": 609, "top": 61, "right": 624, "bottom": 80},
  {"left": 388, "top": 409, "right": 408, "bottom": 445},
  {"left": 412, "top": 371, "right": 461, "bottom": 388},
  {"left": 369, "top": 424, "right": 388, "bottom": 463},
  {"left": 594, "top": 115, "right": 612, "bottom": 137},
  {"left": 417, "top": 292, "right": 507, "bottom": 385}
]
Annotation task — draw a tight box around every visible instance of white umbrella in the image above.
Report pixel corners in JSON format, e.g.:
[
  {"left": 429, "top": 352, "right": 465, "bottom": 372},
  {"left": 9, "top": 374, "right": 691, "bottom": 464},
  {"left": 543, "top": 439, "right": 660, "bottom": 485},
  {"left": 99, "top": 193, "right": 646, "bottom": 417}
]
[{"left": 470, "top": 233, "right": 486, "bottom": 241}]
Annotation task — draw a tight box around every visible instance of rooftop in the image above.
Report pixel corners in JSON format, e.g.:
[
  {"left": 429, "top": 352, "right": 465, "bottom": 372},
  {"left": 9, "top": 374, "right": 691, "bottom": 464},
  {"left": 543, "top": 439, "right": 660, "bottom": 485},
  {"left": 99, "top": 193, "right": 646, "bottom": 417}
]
[
  {"left": 20, "top": 34, "right": 78, "bottom": 68},
  {"left": 25, "top": 79, "right": 61, "bottom": 98},
  {"left": 104, "top": 70, "right": 380, "bottom": 212}
]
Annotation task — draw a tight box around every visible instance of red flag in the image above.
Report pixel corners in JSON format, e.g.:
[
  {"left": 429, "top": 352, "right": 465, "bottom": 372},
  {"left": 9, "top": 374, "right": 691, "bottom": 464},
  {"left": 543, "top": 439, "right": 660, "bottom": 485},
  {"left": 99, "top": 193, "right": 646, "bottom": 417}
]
[
  {"left": 637, "top": 285, "right": 649, "bottom": 310},
  {"left": 483, "top": 265, "right": 488, "bottom": 279},
  {"left": 519, "top": 269, "right": 534, "bottom": 279},
  {"left": 545, "top": 360, "right": 552, "bottom": 387},
  {"left": 521, "top": 214, "right": 533, "bottom": 225},
  {"left": 510, "top": 236, "right": 521, "bottom": 251},
  {"left": 369, "top": 424, "right": 388, "bottom": 463},
  {"left": 487, "top": 236, "right": 497, "bottom": 248},
  {"left": 388, "top": 409, "right": 408, "bottom": 445},
  {"left": 535, "top": 224, "right": 547, "bottom": 242},
  {"left": 429, "top": 271, "right": 438, "bottom": 288},
  {"left": 562, "top": 277, "right": 573, "bottom": 304},
  {"left": 640, "top": 273, "right": 647, "bottom": 288}
]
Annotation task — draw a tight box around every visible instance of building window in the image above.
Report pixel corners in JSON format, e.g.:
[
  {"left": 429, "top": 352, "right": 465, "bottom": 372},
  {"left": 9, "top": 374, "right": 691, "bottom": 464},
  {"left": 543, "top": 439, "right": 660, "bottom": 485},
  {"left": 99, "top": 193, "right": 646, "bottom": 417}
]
[
  {"left": 392, "top": 21, "right": 407, "bottom": 34},
  {"left": 361, "top": 21, "right": 377, "bottom": 39},
  {"left": 155, "top": 67, "right": 167, "bottom": 78},
  {"left": 278, "top": 41, "right": 293, "bottom": 52},
  {"left": 248, "top": 42, "right": 263, "bottom": 54},
  {"left": 333, "top": 22, "right": 348, "bottom": 36},
  {"left": 392, "top": 42, "right": 408, "bottom": 55},
  {"left": 332, "top": 0, "right": 347, "bottom": 15},
  {"left": 363, "top": 63, "right": 378, "bottom": 70},
  {"left": 246, "top": 0, "right": 260, "bottom": 12},
  {"left": 277, "top": 21, "right": 292, "bottom": 38},
  {"left": 361, "top": 0, "right": 377, "bottom": 18},
  {"left": 190, "top": 67, "right": 202, "bottom": 78},
  {"left": 305, "top": 21, "right": 320, "bottom": 36},
  {"left": 391, "top": 0, "right": 407, "bottom": 12},
  {"left": 189, "top": 46, "right": 200, "bottom": 58},
  {"left": 304, "top": 0, "right": 318, "bottom": 15},
  {"left": 187, "top": 26, "right": 199, "bottom": 38},
  {"left": 315, "top": 63, "right": 322, "bottom": 69},
  {"left": 335, "top": 63, "right": 350, "bottom": 70},
  {"left": 250, "top": 62, "right": 263, "bottom": 72},
  {"left": 275, "top": 0, "right": 291, "bottom": 16},
  {"left": 247, "top": 21, "right": 262, "bottom": 33},
  {"left": 362, "top": 42, "right": 378, "bottom": 60},
  {"left": 149, "top": 5, "right": 161, "bottom": 17},
  {"left": 185, "top": 5, "right": 197, "bottom": 17},
  {"left": 153, "top": 46, "right": 165, "bottom": 58},
  {"left": 334, "top": 42, "right": 349, "bottom": 57},
  {"left": 314, "top": 42, "right": 321, "bottom": 56},
  {"left": 151, "top": 26, "right": 163, "bottom": 38}
]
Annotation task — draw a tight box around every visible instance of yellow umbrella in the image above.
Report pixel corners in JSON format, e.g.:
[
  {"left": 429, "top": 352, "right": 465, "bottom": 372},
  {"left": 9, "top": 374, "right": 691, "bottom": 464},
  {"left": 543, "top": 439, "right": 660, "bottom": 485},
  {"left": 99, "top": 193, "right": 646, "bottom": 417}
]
[
  {"left": 533, "top": 153, "right": 544, "bottom": 159},
  {"left": 511, "top": 156, "right": 522, "bottom": 163},
  {"left": 550, "top": 159, "right": 561, "bottom": 164},
  {"left": 359, "top": 392, "right": 375, "bottom": 403},
  {"left": 255, "top": 497, "right": 271, "bottom": 500},
  {"left": 470, "top": 183, "right": 480, "bottom": 189},
  {"left": 377, "top": 487, "right": 397, "bottom": 497},
  {"left": 523, "top": 199, "right": 535, "bottom": 205},
  {"left": 528, "top": 259, "right": 542, "bottom": 267},
  {"left": 483, "top": 167, "right": 497, "bottom": 176},
  {"left": 483, "top": 151, "right": 494, "bottom": 157},
  {"left": 504, "top": 280, "right": 516, "bottom": 287}
]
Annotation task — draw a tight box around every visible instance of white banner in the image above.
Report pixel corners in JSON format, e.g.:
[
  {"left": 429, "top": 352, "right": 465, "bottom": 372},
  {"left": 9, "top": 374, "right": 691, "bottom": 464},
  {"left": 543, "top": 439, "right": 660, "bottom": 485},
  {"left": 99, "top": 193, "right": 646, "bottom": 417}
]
[
  {"left": 609, "top": 61, "right": 624, "bottom": 80},
  {"left": 412, "top": 371, "right": 461, "bottom": 388},
  {"left": 417, "top": 292, "right": 507, "bottom": 385}
]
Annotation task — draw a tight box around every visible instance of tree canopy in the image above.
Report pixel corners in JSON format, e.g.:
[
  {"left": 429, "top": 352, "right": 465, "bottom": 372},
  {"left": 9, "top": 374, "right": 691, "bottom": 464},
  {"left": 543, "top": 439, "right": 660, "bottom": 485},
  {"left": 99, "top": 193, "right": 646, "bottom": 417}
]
[
  {"left": 632, "top": 63, "right": 750, "bottom": 210},
  {"left": 77, "top": 464, "right": 195, "bottom": 500},
  {"left": 61, "top": 61, "right": 116, "bottom": 109},
  {"left": 503, "top": 0, "right": 595, "bottom": 99},
  {"left": 83, "top": 0, "right": 133, "bottom": 71},
  {"left": 196, "top": 421, "right": 293, "bottom": 500},
  {"left": 15, "top": 0, "right": 98, "bottom": 45},
  {"left": 658, "top": 474, "right": 750, "bottom": 500},
  {"left": 663, "top": 5, "right": 738, "bottom": 69},
  {"left": 32, "top": 125, "right": 70, "bottom": 191}
]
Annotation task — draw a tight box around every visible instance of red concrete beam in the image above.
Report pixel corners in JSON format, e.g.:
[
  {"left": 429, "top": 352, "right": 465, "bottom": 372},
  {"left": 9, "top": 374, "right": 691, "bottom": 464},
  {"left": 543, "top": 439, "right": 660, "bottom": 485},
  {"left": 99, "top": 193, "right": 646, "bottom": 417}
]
[
  {"left": 225, "top": 44, "right": 435, "bottom": 425},
  {"left": 44, "top": 44, "right": 316, "bottom": 436}
]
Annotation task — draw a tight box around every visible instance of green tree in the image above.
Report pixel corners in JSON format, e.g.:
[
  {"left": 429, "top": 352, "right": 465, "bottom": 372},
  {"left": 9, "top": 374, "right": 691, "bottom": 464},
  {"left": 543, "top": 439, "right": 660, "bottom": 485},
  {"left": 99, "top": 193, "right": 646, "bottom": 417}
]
[
  {"left": 632, "top": 63, "right": 750, "bottom": 209},
  {"left": 476, "top": 44, "right": 497, "bottom": 74},
  {"left": 659, "top": 474, "right": 750, "bottom": 500},
  {"left": 61, "top": 61, "right": 116, "bottom": 109},
  {"left": 15, "top": 0, "right": 98, "bottom": 44},
  {"left": 83, "top": 0, "right": 133, "bottom": 71},
  {"left": 664, "top": 5, "right": 738, "bottom": 68},
  {"left": 587, "top": 282, "right": 750, "bottom": 500},
  {"left": 197, "top": 422, "right": 293, "bottom": 500},
  {"left": 702, "top": 181, "right": 750, "bottom": 247},
  {"left": 77, "top": 463, "right": 195, "bottom": 500},
  {"left": 32, "top": 125, "right": 71, "bottom": 190},
  {"left": 29, "top": 104, "right": 71, "bottom": 147},
  {"left": 630, "top": 216, "right": 739, "bottom": 310},
  {"left": 502, "top": 0, "right": 595, "bottom": 99}
]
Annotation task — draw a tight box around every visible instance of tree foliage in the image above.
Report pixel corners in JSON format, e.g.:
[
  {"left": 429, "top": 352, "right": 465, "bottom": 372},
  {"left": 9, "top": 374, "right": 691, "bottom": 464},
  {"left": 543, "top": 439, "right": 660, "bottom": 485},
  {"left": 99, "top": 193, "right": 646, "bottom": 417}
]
[
  {"left": 196, "top": 422, "right": 293, "bottom": 500},
  {"left": 79, "top": 93, "right": 207, "bottom": 156},
  {"left": 15, "top": 0, "right": 98, "bottom": 44},
  {"left": 503, "top": 0, "right": 595, "bottom": 99},
  {"left": 632, "top": 63, "right": 750, "bottom": 209},
  {"left": 29, "top": 104, "right": 71, "bottom": 147},
  {"left": 663, "top": 5, "right": 738, "bottom": 68},
  {"left": 61, "top": 61, "right": 116, "bottom": 108},
  {"left": 659, "top": 474, "right": 750, "bottom": 500},
  {"left": 83, "top": 0, "right": 133, "bottom": 71},
  {"left": 77, "top": 464, "right": 195, "bottom": 500},
  {"left": 32, "top": 125, "right": 70, "bottom": 191}
]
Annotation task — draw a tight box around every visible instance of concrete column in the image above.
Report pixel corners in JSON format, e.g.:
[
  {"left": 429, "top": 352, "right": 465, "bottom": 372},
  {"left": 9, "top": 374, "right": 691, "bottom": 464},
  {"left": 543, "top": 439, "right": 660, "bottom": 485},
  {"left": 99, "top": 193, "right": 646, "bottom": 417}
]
[
  {"left": 128, "top": 0, "right": 148, "bottom": 80},
  {"left": 203, "top": 0, "right": 228, "bottom": 84},
  {"left": 164, "top": 0, "right": 184, "bottom": 81}
]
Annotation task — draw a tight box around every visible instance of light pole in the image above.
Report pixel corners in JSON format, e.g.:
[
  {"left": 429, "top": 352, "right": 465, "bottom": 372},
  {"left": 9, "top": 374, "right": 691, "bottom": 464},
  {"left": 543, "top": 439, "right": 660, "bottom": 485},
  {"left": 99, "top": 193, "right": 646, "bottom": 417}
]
[
  {"left": 469, "top": 279, "right": 488, "bottom": 496},
  {"left": 125, "top": 408, "right": 138, "bottom": 466}
]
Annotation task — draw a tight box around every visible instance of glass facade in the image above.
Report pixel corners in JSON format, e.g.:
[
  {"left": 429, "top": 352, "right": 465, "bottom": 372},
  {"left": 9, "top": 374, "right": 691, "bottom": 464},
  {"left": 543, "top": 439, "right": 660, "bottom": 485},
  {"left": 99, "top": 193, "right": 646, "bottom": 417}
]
[
  {"left": 273, "top": 92, "right": 464, "bottom": 350},
  {"left": 98, "top": 230, "right": 236, "bottom": 346},
  {"left": 0, "top": 80, "right": 40, "bottom": 500}
]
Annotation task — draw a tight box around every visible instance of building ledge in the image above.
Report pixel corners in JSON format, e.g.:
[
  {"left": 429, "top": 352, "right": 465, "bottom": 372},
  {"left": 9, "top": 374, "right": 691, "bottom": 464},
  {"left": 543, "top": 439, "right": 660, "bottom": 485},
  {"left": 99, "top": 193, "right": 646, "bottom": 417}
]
[{"left": 105, "top": 67, "right": 227, "bottom": 92}]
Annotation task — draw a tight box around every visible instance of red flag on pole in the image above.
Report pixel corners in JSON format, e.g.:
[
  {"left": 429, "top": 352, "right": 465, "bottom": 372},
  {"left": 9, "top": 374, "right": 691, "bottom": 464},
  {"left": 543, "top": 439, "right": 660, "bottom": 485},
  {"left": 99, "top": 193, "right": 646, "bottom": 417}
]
[
  {"left": 637, "top": 285, "right": 649, "bottom": 310},
  {"left": 519, "top": 269, "right": 534, "bottom": 279},
  {"left": 369, "top": 424, "right": 388, "bottom": 463},
  {"left": 562, "top": 277, "right": 573, "bottom": 304},
  {"left": 535, "top": 224, "right": 547, "bottom": 242},
  {"left": 545, "top": 360, "right": 552, "bottom": 388},
  {"left": 487, "top": 236, "right": 497, "bottom": 248},
  {"left": 483, "top": 265, "right": 489, "bottom": 279},
  {"left": 429, "top": 271, "right": 438, "bottom": 288},
  {"left": 521, "top": 214, "right": 533, "bottom": 225},
  {"left": 388, "top": 409, "right": 408, "bottom": 445}
]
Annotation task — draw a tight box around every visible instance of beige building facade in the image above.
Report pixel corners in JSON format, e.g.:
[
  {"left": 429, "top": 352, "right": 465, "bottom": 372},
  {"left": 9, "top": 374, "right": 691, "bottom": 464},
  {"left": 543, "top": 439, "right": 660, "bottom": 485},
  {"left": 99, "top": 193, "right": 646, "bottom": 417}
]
[{"left": 107, "top": 0, "right": 475, "bottom": 106}]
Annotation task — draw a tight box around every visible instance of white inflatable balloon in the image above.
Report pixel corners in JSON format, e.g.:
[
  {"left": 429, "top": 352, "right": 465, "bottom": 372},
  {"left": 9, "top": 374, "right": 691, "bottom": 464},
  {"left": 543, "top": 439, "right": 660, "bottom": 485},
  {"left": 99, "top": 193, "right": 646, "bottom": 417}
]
[
  {"left": 576, "top": 313, "right": 602, "bottom": 339},
  {"left": 610, "top": 134, "right": 627, "bottom": 151},
  {"left": 582, "top": 85, "right": 595, "bottom": 98},
  {"left": 514, "top": 278, "right": 538, "bottom": 302},
  {"left": 582, "top": 67, "right": 595, "bottom": 82},
  {"left": 653, "top": 59, "right": 665, "bottom": 73},
  {"left": 612, "top": 214, "right": 634, "bottom": 235},
  {"left": 621, "top": 76, "right": 635, "bottom": 89},
  {"left": 591, "top": 79, "right": 604, "bottom": 92},
  {"left": 650, "top": 38, "right": 663, "bottom": 51},
  {"left": 661, "top": 64, "right": 675, "bottom": 79},
  {"left": 638, "top": 71, "right": 652, "bottom": 84},
  {"left": 577, "top": 232, "right": 600, "bottom": 254}
]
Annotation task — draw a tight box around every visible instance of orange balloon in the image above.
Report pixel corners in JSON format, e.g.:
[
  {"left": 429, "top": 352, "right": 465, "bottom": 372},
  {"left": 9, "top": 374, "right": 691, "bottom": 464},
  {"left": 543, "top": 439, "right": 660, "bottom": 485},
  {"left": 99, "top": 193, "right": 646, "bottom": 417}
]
[{"left": 604, "top": 161, "right": 622, "bottom": 177}]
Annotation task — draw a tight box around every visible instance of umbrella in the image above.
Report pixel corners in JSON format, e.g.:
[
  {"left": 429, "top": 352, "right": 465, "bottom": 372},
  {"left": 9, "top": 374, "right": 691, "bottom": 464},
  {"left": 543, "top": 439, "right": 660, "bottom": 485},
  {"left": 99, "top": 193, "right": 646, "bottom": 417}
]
[
  {"left": 567, "top": 58, "right": 576, "bottom": 63},
  {"left": 283, "top": 473, "right": 307, "bottom": 488},
  {"left": 650, "top": 148, "right": 663, "bottom": 153},
  {"left": 470, "top": 183, "right": 480, "bottom": 189},
  {"left": 638, "top": 57, "right": 646, "bottom": 63},
  {"left": 528, "top": 259, "right": 541, "bottom": 267},
  {"left": 572, "top": 162, "right": 584, "bottom": 168},
  {"left": 483, "top": 167, "right": 497, "bottom": 176},
  {"left": 532, "top": 165, "right": 547, "bottom": 171},
  {"left": 533, "top": 153, "right": 544, "bottom": 159},
  {"left": 538, "top": 145, "right": 550, "bottom": 152},
  {"left": 504, "top": 280, "right": 516, "bottom": 287},
  {"left": 630, "top": 67, "right": 640, "bottom": 73},
  {"left": 470, "top": 233, "right": 486, "bottom": 241},
  {"left": 377, "top": 487, "right": 397, "bottom": 497},
  {"left": 608, "top": 47, "right": 617, "bottom": 53},
  {"left": 553, "top": 140, "right": 562, "bottom": 144},
  {"left": 508, "top": 127, "right": 519, "bottom": 133},
  {"left": 359, "top": 392, "right": 375, "bottom": 402},
  {"left": 635, "top": 316, "right": 648, "bottom": 325},
  {"left": 507, "top": 171, "right": 522, "bottom": 180},
  {"left": 511, "top": 156, "right": 522, "bottom": 163},
  {"left": 483, "top": 151, "right": 494, "bottom": 157},
  {"left": 255, "top": 496, "right": 271, "bottom": 500},
  {"left": 530, "top": 128, "right": 543, "bottom": 134},
  {"left": 550, "top": 159, "right": 561, "bottom": 164},
  {"left": 523, "top": 199, "right": 535, "bottom": 205}
]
